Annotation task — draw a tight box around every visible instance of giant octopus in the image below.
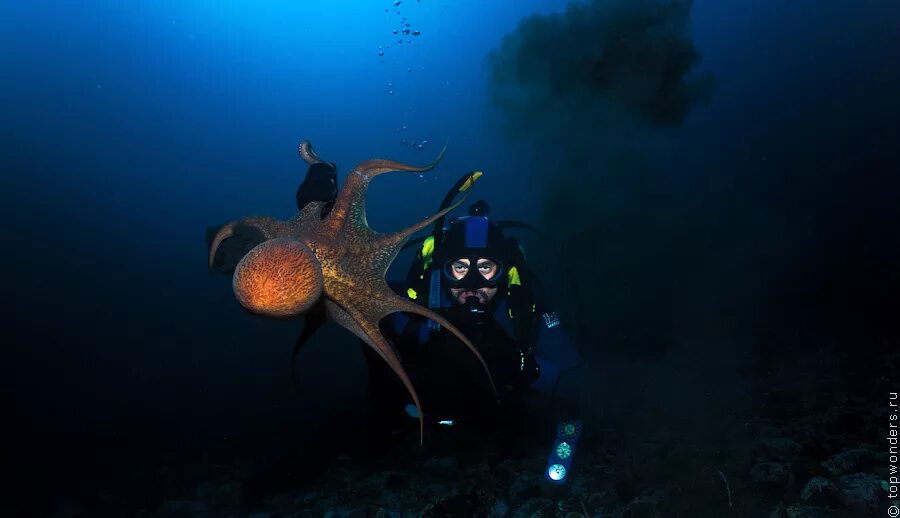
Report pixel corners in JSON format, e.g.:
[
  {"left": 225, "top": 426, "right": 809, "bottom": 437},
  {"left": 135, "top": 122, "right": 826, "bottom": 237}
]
[{"left": 208, "top": 141, "right": 497, "bottom": 444}]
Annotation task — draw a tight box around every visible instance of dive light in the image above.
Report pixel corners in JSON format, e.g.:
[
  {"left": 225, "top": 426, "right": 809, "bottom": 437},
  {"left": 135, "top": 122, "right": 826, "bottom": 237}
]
[{"left": 544, "top": 419, "right": 583, "bottom": 484}]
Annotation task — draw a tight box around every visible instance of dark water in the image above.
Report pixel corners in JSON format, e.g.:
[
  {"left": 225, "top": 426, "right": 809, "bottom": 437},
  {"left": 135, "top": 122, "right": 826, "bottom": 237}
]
[{"left": 3, "top": 1, "right": 899, "bottom": 516}]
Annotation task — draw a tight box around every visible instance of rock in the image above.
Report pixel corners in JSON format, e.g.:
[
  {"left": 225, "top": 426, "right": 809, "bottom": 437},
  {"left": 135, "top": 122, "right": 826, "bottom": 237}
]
[
  {"left": 787, "top": 424, "right": 819, "bottom": 450},
  {"left": 154, "top": 500, "right": 210, "bottom": 517},
  {"left": 621, "top": 490, "right": 663, "bottom": 518},
  {"left": 821, "top": 448, "right": 876, "bottom": 476},
  {"left": 422, "top": 456, "right": 460, "bottom": 478},
  {"left": 49, "top": 500, "right": 92, "bottom": 518},
  {"left": 493, "top": 459, "right": 519, "bottom": 488},
  {"left": 784, "top": 504, "right": 843, "bottom": 518},
  {"left": 750, "top": 462, "right": 795, "bottom": 489},
  {"left": 368, "top": 470, "right": 407, "bottom": 492},
  {"left": 419, "top": 483, "right": 460, "bottom": 504},
  {"left": 820, "top": 406, "right": 857, "bottom": 433},
  {"left": 799, "top": 476, "right": 840, "bottom": 507},
  {"left": 509, "top": 472, "right": 543, "bottom": 502},
  {"left": 510, "top": 497, "right": 553, "bottom": 517},
  {"left": 766, "top": 501, "right": 788, "bottom": 518},
  {"left": 489, "top": 499, "right": 510, "bottom": 517},
  {"left": 835, "top": 472, "right": 883, "bottom": 514},
  {"left": 757, "top": 437, "right": 803, "bottom": 460},
  {"left": 613, "top": 476, "right": 637, "bottom": 502},
  {"left": 586, "top": 489, "right": 616, "bottom": 509},
  {"left": 264, "top": 490, "right": 314, "bottom": 510},
  {"left": 465, "top": 461, "right": 493, "bottom": 482},
  {"left": 419, "top": 491, "right": 481, "bottom": 517},
  {"left": 467, "top": 482, "right": 504, "bottom": 511},
  {"left": 195, "top": 479, "right": 243, "bottom": 510}
]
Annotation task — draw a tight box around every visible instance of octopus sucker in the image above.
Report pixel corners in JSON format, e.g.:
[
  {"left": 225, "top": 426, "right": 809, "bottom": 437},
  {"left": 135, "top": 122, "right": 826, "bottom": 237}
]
[{"left": 298, "top": 139, "right": 323, "bottom": 165}]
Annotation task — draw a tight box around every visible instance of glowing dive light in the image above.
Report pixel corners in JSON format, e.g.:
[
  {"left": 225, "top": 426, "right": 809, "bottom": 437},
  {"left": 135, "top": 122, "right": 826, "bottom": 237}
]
[
  {"left": 405, "top": 404, "right": 456, "bottom": 426},
  {"left": 547, "top": 464, "right": 567, "bottom": 481},
  {"left": 544, "top": 419, "right": 583, "bottom": 484}
]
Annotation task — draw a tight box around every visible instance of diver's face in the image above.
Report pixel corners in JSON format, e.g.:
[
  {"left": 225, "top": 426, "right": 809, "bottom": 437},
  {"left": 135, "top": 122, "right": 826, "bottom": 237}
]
[{"left": 448, "top": 258, "right": 499, "bottom": 305}]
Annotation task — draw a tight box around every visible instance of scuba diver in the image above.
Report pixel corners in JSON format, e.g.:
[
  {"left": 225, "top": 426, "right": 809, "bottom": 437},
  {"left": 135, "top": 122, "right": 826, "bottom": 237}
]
[
  {"left": 361, "top": 187, "right": 582, "bottom": 445},
  {"left": 288, "top": 157, "right": 583, "bottom": 446}
]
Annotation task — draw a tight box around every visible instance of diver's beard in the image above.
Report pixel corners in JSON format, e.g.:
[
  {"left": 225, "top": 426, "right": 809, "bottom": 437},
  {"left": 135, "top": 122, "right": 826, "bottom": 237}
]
[
  {"left": 446, "top": 295, "right": 490, "bottom": 327},
  {"left": 453, "top": 288, "right": 493, "bottom": 305}
]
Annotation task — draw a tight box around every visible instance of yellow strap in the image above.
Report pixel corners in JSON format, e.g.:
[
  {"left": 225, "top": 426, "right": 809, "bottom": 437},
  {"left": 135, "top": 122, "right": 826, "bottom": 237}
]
[
  {"left": 459, "top": 171, "right": 483, "bottom": 192},
  {"left": 421, "top": 235, "right": 434, "bottom": 258},
  {"left": 508, "top": 266, "right": 521, "bottom": 286},
  {"left": 420, "top": 235, "right": 435, "bottom": 271}
]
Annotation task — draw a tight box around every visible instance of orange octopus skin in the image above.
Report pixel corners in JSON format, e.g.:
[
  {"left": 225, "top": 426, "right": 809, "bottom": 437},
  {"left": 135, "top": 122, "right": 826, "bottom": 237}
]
[
  {"left": 208, "top": 143, "right": 498, "bottom": 445},
  {"left": 232, "top": 238, "right": 323, "bottom": 318}
]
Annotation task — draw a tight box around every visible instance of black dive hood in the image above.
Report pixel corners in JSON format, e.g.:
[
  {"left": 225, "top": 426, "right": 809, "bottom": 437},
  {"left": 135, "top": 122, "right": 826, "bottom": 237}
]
[{"left": 434, "top": 201, "right": 511, "bottom": 319}]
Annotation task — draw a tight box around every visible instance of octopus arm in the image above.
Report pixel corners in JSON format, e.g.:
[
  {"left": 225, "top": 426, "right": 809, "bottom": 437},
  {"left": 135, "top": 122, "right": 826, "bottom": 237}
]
[
  {"left": 373, "top": 194, "right": 470, "bottom": 269},
  {"left": 208, "top": 216, "right": 293, "bottom": 268},
  {"left": 324, "top": 147, "right": 446, "bottom": 235},
  {"left": 381, "top": 293, "right": 499, "bottom": 400},
  {"left": 298, "top": 139, "right": 323, "bottom": 165},
  {"left": 323, "top": 299, "right": 426, "bottom": 446}
]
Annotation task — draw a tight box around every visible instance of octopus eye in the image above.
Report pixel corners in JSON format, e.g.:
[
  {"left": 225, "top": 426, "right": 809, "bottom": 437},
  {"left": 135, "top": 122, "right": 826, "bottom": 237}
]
[{"left": 232, "top": 238, "right": 323, "bottom": 318}]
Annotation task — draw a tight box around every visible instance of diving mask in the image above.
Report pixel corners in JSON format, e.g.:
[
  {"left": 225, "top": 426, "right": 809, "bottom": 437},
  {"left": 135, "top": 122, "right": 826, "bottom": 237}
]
[{"left": 441, "top": 257, "right": 505, "bottom": 291}]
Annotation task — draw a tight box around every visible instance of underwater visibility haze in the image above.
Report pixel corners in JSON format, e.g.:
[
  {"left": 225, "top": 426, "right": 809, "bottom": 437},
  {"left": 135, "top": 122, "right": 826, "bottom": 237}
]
[{"left": 3, "top": 0, "right": 900, "bottom": 516}]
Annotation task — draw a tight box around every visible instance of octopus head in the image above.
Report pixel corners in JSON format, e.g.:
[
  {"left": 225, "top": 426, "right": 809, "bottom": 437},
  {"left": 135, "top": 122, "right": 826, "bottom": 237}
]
[{"left": 232, "top": 237, "right": 323, "bottom": 318}]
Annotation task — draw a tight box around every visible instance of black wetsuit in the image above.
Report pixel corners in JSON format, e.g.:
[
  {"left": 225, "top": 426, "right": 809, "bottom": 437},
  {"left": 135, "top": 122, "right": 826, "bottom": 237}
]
[
  {"left": 356, "top": 281, "right": 590, "bottom": 441},
  {"left": 363, "top": 308, "right": 537, "bottom": 427}
]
